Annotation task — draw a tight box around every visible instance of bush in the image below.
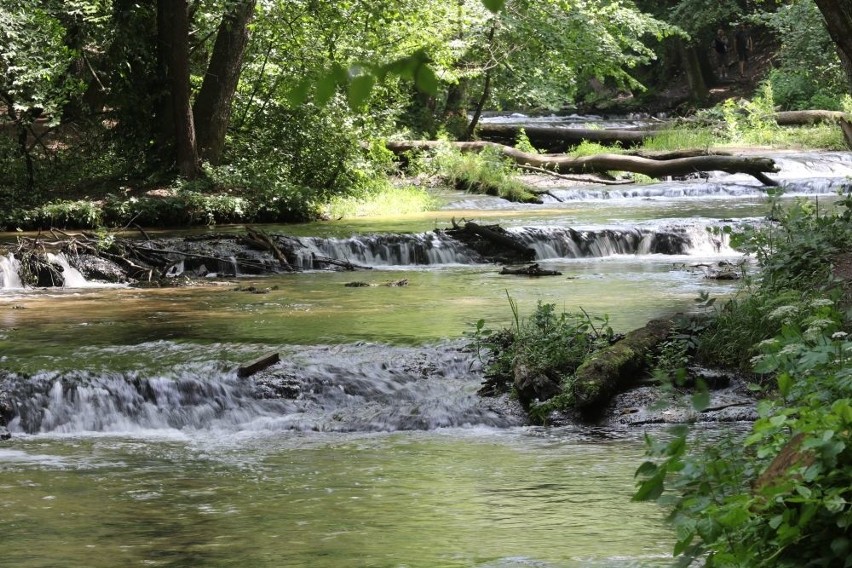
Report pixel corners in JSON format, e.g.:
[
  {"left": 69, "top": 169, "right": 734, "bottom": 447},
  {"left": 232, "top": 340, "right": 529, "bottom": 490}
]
[
  {"left": 469, "top": 298, "right": 615, "bottom": 418},
  {"left": 433, "top": 144, "right": 540, "bottom": 203},
  {"left": 635, "top": 187, "right": 852, "bottom": 567}
]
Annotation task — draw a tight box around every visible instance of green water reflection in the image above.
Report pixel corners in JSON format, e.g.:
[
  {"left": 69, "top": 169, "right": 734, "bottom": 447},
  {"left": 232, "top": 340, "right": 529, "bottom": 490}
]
[
  {"left": 1, "top": 431, "right": 672, "bottom": 567},
  {"left": 0, "top": 259, "right": 737, "bottom": 372}
]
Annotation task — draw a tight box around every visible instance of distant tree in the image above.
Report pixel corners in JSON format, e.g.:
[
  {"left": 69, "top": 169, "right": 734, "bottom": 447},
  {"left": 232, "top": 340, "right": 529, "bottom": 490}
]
[{"left": 813, "top": 0, "right": 852, "bottom": 88}]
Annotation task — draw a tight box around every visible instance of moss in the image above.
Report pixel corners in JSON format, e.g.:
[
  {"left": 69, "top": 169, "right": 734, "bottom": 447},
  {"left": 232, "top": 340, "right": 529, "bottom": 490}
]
[{"left": 572, "top": 319, "right": 672, "bottom": 412}]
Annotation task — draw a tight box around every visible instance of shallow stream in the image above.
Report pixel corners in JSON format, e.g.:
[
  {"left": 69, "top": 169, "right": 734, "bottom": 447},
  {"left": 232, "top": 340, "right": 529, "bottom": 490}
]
[{"left": 1, "top": 150, "right": 850, "bottom": 566}]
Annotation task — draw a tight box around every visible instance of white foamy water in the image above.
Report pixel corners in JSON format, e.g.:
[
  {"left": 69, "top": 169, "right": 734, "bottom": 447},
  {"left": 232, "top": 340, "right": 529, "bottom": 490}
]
[
  {"left": 1, "top": 253, "right": 23, "bottom": 289},
  {"left": 44, "top": 252, "right": 93, "bottom": 288}
]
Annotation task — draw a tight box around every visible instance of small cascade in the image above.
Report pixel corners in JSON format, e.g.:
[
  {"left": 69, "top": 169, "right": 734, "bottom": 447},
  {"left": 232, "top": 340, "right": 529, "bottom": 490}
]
[
  {"left": 292, "top": 233, "right": 484, "bottom": 268},
  {"left": 542, "top": 177, "right": 849, "bottom": 203},
  {"left": 2, "top": 345, "right": 519, "bottom": 435},
  {"left": 507, "top": 224, "right": 734, "bottom": 259},
  {"left": 44, "top": 252, "right": 93, "bottom": 288},
  {"left": 0, "top": 253, "right": 23, "bottom": 289}
]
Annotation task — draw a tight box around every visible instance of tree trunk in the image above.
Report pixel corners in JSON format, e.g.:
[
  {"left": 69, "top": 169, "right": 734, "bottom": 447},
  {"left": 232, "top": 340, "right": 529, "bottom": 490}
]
[
  {"left": 678, "top": 39, "right": 708, "bottom": 104},
  {"left": 464, "top": 20, "right": 498, "bottom": 141},
  {"left": 814, "top": 0, "right": 852, "bottom": 88},
  {"left": 159, "top": 0, "right": 199, "bottom": 179},
  {"left": 193, "top": 0, "right": 257, "bottom": 165}
]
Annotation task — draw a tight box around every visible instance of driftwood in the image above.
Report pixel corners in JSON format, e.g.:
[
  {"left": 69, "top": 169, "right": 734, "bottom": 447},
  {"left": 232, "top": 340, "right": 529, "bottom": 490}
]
[
  {"left": 386, "top": 140, "right": 779, "bottom": 186},
  {"left": 237, "top": 352, "right": 281, "bottom": 378},
  {"left": 451, "top": 219, "right": 536, "bottom": 262},
  {"left": 310, "top": 254, "right": 372, "bottom": 271},
  {"left": 500, "top": 263, "right": 562, "bottom": 276},
  {"left": 245, "top": 227, "right": 294, "bottom": 272}
]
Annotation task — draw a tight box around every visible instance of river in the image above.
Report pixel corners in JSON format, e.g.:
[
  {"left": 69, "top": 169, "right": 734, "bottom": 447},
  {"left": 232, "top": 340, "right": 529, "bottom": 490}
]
[{"left": 1, "top": 150, "right": 850, "bottom": 567}]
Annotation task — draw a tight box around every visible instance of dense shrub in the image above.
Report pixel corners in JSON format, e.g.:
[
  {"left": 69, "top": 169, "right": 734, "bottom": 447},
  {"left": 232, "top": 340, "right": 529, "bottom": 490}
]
[{"left": 635, "top": 190, "right": 852, "bottom": 567}]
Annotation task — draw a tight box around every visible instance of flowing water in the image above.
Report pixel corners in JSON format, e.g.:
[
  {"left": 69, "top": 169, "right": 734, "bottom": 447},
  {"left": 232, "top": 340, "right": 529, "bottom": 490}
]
[{"left": 1, "top": 150, "right": 850, "bottom": 567}]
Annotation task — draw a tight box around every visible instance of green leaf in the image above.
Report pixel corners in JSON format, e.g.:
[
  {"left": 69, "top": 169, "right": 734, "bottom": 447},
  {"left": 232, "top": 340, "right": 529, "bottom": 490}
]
[
  {"left": 285, "top": 78, "right": 311, "bottom": 107},
  {"left": 769, "top": 514, "right": 784, "bottom": 530},
  {"left": 635, "top": 460, "right": 658, "bottom": 478},
  {"left": 691, "top": 382, "right": 710, "bottom": 411},
  {"left": 831, "top": 536, "right": 850, "bottom": 557},
  {"left": 314, "top": 73, "right": 339, "bottom": 107},
  {"left": 633, "top": 473, "right": 665, "bottom": 501},
  {"left": 777, "top": 372, "right": 793, "bottom": 397},
  {"left": 415, "top": 64, "right": 440, "bottom": 96},
  {"left": 481, "top": 0, "right": 505, "bottom": 13},
  {"left": 347, "top": 74, "right": 375, "bottom": 109}
]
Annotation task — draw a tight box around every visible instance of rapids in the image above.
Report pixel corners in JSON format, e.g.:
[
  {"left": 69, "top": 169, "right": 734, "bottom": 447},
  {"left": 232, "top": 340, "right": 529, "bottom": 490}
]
[{"left": 1, "top": 148, "right": 850, "bottom": 567}]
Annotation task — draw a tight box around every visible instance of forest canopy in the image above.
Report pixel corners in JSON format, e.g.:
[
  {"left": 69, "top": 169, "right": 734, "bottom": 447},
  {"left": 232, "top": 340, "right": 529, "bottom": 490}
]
[{"left": 1, "top": 0, "right": 851, "bottom": 224}]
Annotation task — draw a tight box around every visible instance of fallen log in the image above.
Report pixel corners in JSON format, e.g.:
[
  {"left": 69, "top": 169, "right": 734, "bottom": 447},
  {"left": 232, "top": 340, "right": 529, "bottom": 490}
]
[
  {"left": 476, "top": 123, "right": 654, "bottom": 149},
  {"left": 774, "top": 110, "right": 846, "bottom": 126},
  {"left": 457, "top": 220, "right": 536, "bottom": 261},
  {"left": 500, "top": 263, "right": 562, "bottom": 276},
  {"left": 310, "top": 254, "right": 372, "bottom": 271},
  {"left": 386, "top": 141, "right": 780, "bottom": 186},
  {"left": 245, "top": 227, "right": 295, "bottom": 272},
  {"left": 572, "top": 318, "right": 673, "bottom": 415},
  {"left": 517, "top": 164, "right": 634, "bottom": 186},
  {"left": 237, "top": 352, "right": 281, "bottom": 378}
]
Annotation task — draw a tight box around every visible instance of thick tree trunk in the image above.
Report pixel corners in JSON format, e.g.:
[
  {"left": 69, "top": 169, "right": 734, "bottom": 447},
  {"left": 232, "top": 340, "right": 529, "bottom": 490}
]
[
  {"left": 386, "top": 140, "right": 780, "bottom": 185},
  {"left": 193, "top": 0, "right": 256, "bottom": 165},
  {"left": 814, "top": 0, "right": 852, "bottom": 88},
  {"left": 159, "top": 0, "right": 199, "bottom": 179}
]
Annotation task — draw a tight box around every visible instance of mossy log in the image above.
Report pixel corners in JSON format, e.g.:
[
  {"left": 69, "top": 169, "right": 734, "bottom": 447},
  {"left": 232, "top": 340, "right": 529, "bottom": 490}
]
[
  {"left": 572, "top": 318, "right": 673, "bottom": 414},
  {"left": 386, "top": 141, "right": 779, "bottom": 186}
]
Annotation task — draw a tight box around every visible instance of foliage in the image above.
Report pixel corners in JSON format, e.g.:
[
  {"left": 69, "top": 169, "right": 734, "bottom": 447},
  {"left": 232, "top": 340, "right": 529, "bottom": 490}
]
[
  {"left": 514, "top": 128, "right": 539, "bottom": 154},
  {"left": 432, "top": 144, "right": 539, "bottom": 202},
  {"left": 469, "top": 299, "right": 615, "bottom": 413},
  {"left": 635, "top": 186, "right": 852, "bottom": 567},
  {"left": 641, "top": 127, "right": 716, "bottom": 151},
  {"left": 568, "top": 140, "right": 623, "bottom": 157},
  {"left": 758, "top": 0, "right": 848, "bottom": 111},
  {"left": 322, "top": 183, "right": 437, "bottom": 219}
]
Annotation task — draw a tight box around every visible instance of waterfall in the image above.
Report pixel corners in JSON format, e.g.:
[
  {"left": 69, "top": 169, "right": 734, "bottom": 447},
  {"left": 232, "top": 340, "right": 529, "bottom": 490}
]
[
  {"left": 1, "top": 253, "right": 23, "bottom": 289},
  {"left": 506, "top": 224, "right": 735, "bottom": 259},
  {"left": 292, "top": 233, "right": 484, "bottom": 268},
  {"left": 2, "top": 345, "right": 519, "bottom": 435},
  {"left": 44, "top": 252, "right": 93, "bottom": 288}
]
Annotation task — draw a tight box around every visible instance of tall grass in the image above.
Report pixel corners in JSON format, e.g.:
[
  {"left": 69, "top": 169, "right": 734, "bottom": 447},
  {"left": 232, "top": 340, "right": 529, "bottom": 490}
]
[
  {"left": 433, "top": 144, "right": 540, "bottom": 203},
  {"left": 323, "top": 183, "right": 437, "bottom": 218}
]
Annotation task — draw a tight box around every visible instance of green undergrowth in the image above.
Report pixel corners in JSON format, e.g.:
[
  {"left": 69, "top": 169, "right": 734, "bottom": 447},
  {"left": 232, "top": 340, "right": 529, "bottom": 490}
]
[
  {"left": 432, "top": 143, "right": 540, "bottom": 203},
  {"left": 634, "top": 190, "right": 852, "bottom": 567},
  {"left": 468, "top": 296, "right": 616, "bottom": 421},
  {"left": 322, "top": 183, "right": 437, "bottom": 219}
]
